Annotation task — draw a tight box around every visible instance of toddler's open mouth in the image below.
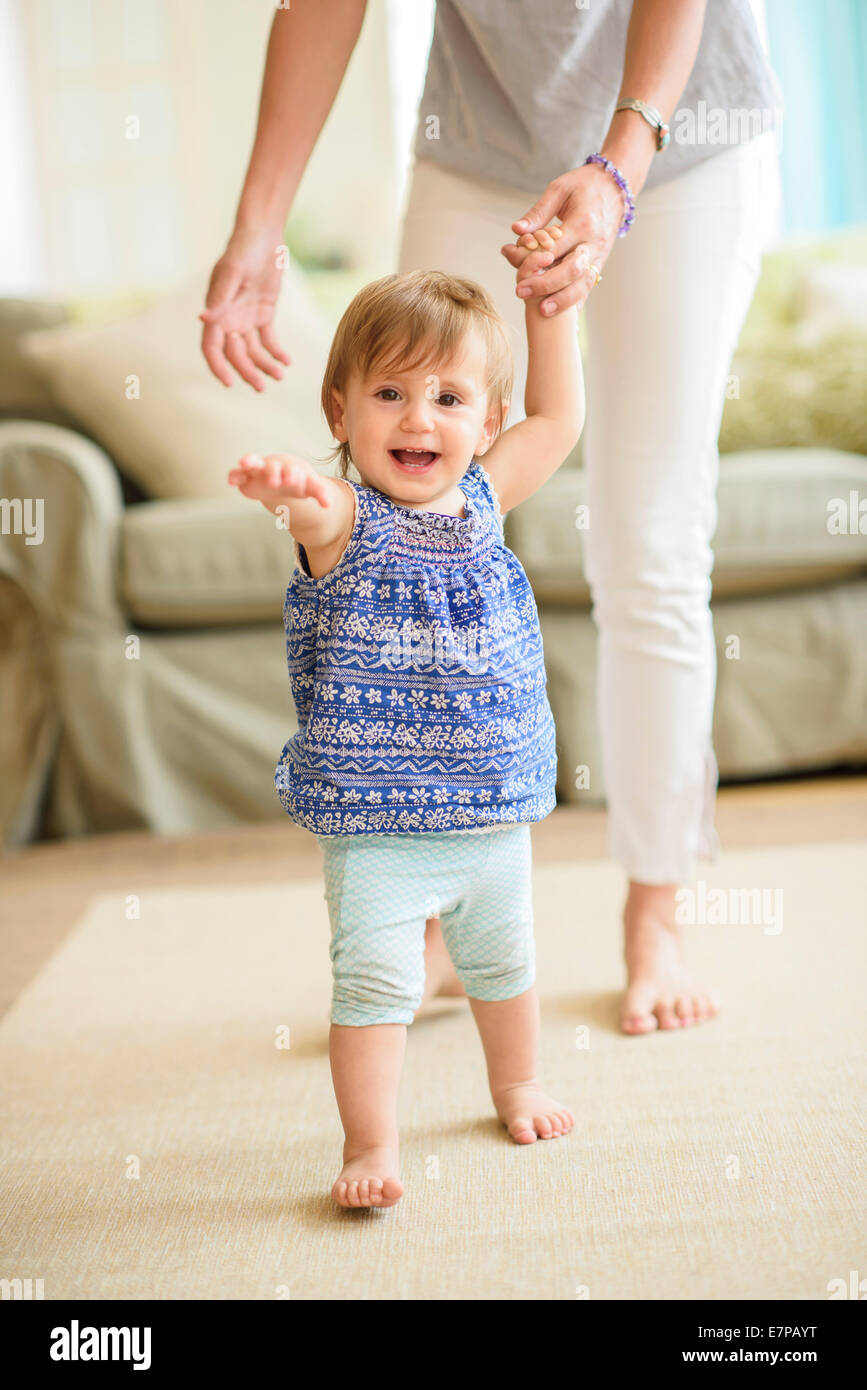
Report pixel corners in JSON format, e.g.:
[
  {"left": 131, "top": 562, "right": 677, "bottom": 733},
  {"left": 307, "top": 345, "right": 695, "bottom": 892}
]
[{"left": 389, "top": 448, "right": 439, "bottom": 472}]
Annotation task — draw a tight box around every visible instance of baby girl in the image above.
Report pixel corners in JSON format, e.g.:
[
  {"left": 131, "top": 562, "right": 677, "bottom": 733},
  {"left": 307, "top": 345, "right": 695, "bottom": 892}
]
[{"left": 229, "top": 224, "right": 585, "bottom": 1209}]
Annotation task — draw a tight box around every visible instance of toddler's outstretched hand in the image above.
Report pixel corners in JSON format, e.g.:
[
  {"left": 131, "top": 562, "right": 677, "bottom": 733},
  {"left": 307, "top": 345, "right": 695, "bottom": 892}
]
[{"left": 228, "top": 453, "right": 332, "bottom": 510}]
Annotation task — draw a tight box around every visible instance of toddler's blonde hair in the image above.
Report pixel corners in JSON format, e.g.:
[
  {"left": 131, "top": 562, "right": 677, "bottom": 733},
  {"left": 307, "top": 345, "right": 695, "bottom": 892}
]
[{"left": 318, "top": 269, "right": 513, "bottom": 480}]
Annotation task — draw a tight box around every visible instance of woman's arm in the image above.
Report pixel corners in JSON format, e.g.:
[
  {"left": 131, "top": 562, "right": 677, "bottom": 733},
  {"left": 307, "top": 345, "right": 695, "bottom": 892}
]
[
  {"left": 235, "top": 0, "right": 369, "bottom": 233},
  {"left": 500, "top": 0, "right": 709, "bottom": 314},
  {"left": 201, "top": 0, "right": 368, "bottom": 389},
  {"left": 598, "top": 0, "right": 709, "bottom": 198}
]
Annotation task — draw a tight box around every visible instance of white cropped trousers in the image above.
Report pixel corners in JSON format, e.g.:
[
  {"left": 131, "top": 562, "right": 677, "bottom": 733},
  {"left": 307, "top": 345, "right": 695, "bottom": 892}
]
[{"left": 397, "top": 132, "right": 781, "bottom": 883}]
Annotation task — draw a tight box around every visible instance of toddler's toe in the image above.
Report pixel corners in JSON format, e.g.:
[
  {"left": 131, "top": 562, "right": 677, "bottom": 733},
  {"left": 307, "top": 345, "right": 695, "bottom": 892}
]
[
  {"left": 380, "top": 1177, "right": 404, "bottom": 1207},
  {"left": 534, "top": 1113, "right": 554, "bottom": 1140},
  {"left": 509, "top": 1116, "right": 538, "bottom": 1144}
]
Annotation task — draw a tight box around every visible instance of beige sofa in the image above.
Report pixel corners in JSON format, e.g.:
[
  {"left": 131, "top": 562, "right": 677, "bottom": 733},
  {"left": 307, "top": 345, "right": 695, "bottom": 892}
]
[{"left": 1, "top": 237, "right": 866, "bottom": 848}]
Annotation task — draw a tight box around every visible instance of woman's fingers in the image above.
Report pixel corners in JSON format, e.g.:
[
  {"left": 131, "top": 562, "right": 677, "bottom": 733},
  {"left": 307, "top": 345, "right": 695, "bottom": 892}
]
[
  {"left": 201, "top": 321, "right": 235, "bottom": 388},
  {"left": 201, "top": 320, "right": 291, "bottom": 388},
  {"left": 223, "top": 332, "right": 266, "bottom": 392},
  {"left": 511, "top": 184, "right": 563, "bottom": 235},
  {"left": 243, "top": 329, "right": 285, "bottom": 381},
  {"left": 259, "top": 321, "right": 292, "bottom": 367},
  {"left": 516, "top": 241, "right": 599, "bottom": 303},
  {"left": 533, "top": 268, "right": 598, "bottom": 316}
]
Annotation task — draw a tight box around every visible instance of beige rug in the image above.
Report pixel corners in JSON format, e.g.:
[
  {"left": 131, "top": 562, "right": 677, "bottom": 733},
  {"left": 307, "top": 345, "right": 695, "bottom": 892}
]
[{"left": 1, "top": 841, "right": 864, "bottom": 1301}]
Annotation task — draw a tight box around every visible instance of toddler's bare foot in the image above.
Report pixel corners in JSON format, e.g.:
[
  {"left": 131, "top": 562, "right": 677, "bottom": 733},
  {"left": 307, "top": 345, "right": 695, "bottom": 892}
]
[
  {"left": 418, "top": 917, "right": 466, "bottom": 1009},
  {"left": 332, "top": 1145, "right": 403, "bottom": 1209},
  {"left": 493, "top": 1081, "right": 575, "bottom": 1145},
  {"left": 622, "top": 890, "right": 720, "bottom": 1034}
]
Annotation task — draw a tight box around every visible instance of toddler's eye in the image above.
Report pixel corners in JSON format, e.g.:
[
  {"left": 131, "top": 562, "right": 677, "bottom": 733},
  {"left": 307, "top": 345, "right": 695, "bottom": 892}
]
[
  {"left": 438, "top": 393, "right": 460, "bottom": 407},
  {"left": 376, "top": 388, "right": 400, "bottom": 401}
]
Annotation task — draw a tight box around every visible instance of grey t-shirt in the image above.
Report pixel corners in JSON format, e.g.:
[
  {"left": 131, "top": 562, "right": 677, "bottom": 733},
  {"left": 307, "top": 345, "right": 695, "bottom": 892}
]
[{"left": 413, "top": 0, "right": 784, "bottom": 193}]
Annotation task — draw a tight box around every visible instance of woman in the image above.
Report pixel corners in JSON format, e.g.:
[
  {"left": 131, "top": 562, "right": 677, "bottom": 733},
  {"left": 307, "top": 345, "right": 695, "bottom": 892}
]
[{"left": 200, "top": 0, "right": 783, "bottom": 1034}]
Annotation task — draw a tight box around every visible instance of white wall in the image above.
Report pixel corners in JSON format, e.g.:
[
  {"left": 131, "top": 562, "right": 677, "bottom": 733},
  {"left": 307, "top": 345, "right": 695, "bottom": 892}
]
[
  {"left": 3, "top": 0, "right": 404, "bottom": 297},
  {"left": 384, "top": 0, "right": 435, "bottom": 222},
  {"left": 0, "top": 0, "right": 42, "bottom": 292}
]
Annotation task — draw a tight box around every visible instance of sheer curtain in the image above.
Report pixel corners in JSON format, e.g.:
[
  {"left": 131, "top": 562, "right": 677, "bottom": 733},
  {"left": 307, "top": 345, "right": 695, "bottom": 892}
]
[
  {"left": 384, "top": 0, "right": 436, "bottom": 222},
  {"left": 764, "top": 0, "right": 867, "bottom": 233}
]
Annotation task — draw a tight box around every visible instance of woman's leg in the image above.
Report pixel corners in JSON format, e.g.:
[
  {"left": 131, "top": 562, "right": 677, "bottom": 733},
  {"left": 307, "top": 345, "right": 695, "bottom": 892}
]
[
  {"left": 580, "top": 130, "right": 782, "bottom": 1030},
  {"left": 396, "top": 138, "right": 780, "bottom": 1033}
]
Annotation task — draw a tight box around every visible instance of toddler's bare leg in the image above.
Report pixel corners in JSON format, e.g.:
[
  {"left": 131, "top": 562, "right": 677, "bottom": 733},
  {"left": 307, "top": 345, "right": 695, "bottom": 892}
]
[
  {"left": 329, "top": 1023, "right": 405, "bottom": 1208},
  {"left": 469, "top": 987, "right": 575, "bottom": 1144}
]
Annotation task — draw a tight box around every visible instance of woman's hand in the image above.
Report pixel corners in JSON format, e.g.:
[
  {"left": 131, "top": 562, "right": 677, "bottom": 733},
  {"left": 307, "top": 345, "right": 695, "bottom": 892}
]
[
  {"left": 500, "top": 162, "right": 626, "bottom": 315},
  {"left": 200, "top": 226, "right": 292, "bottom": 391}
]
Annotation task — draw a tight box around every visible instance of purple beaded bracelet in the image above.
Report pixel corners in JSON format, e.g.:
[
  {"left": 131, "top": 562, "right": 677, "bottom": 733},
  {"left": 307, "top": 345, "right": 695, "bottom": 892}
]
[{"left": 584, "top": 153, "right": 635, "bottom": 236}]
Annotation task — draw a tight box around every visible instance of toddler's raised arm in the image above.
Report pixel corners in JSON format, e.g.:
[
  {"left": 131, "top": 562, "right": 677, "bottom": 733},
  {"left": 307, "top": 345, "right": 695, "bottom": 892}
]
[{"left": 478, "top": 227, "right": 585, "bottom": 514}]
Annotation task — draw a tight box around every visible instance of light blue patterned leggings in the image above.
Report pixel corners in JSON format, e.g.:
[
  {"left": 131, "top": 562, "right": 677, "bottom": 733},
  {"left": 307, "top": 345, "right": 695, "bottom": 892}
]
[{"left": 314, "top": 825, "right": 536, "bottom": 1026}]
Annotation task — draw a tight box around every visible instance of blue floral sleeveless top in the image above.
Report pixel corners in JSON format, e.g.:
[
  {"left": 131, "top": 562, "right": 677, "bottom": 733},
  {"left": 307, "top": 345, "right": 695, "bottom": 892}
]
[{"left": 274, "top": 458, "right": 558, "bottom": 835}]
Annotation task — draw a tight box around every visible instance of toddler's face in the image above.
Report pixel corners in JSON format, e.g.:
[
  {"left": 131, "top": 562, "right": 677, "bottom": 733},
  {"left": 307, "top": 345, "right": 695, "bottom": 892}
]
[{"left": 329, "top": 328, "right": 503, "bottom": 510}]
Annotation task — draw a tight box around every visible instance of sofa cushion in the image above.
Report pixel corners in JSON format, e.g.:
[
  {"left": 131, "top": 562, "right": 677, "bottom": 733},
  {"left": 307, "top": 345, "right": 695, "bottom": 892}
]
[
  {"left": 121, "top": 496, "right": 299, "bottom": 627},
  {"left": 505, "top": 448, "right": 867, "bottom": 609},
  {"left": 19, "top": 261, "right": 339, "bottom": 502},
  {"left": 540, "top": 578, "right": 867, "bottom": 804},
  {"left": 717, "top": 230, "right": 867, "bottom": 457},
  {"left": 0, "top": 299, "right": 78, "bottom": 428},
  {"left": 121, "top": 447, "right": 867, "bottom": 628},
  {"left": 719, "top": 329, "right": 867, "bottom": 457},
  {"left": 795, "top": 261, "right": 867, "bottom": 345}
]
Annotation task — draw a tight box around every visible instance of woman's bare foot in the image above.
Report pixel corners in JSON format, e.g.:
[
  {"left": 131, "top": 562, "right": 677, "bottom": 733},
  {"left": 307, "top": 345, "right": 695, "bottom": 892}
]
[
  {"left": 332, "top": 1145, "right": 403, "bottom": 1209},
  {"left": 419, "top": 917, "right": 466, "bottom": 1008},
  {"left": 622, "top": 883, "right": 720, "bottom": 1034},
  {"left": 493, "top": 1081, "right": 575, "bottom": 1145}
]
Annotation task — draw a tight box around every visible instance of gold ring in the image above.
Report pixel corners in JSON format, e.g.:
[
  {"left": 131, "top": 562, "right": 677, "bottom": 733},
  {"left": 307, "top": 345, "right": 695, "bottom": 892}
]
[{"left": 588, "top": 263, "right": 603, "bottom": 287}]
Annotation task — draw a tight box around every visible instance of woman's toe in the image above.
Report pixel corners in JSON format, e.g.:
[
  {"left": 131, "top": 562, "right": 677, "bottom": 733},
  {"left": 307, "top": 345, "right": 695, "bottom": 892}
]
[
  {"left": 655, "top": 999, "right": 679, "bottom": 1029},
  {"left": 622, "top": 1009, "right": 657, "bottom": 1033},
  {"left": 674, "top": 996, "right": 695, "bottom": 1026}
]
